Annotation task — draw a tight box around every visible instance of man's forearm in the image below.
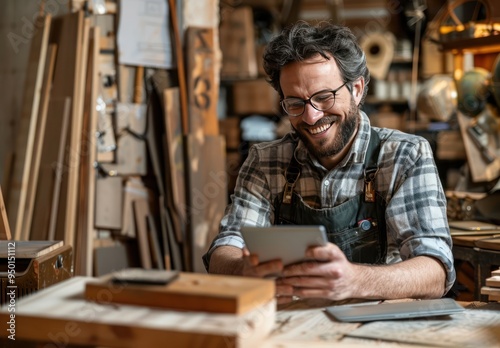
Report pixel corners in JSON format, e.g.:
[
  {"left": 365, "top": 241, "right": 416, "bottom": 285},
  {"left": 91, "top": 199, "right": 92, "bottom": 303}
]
[
  {"left": 208, "top": 245, "right": 245, "bottom": 275},
  {"left": 351, "top": 256, "right": 447, "bottom": 299}
]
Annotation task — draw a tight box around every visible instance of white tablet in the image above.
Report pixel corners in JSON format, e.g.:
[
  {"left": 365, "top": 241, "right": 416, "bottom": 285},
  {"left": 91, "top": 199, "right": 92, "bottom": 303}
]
[
  {"left": 325, "top": 298, "right": 464, "bottom": 322},
  {"left": 240, "top": 225, "right": 328, "bottom": 266}
]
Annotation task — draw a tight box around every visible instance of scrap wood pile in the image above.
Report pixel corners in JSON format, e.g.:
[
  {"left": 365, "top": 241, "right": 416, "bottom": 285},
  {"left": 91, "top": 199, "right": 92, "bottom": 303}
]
[{"left": 4, "top": 1, "right": 226, "bottom": 276}]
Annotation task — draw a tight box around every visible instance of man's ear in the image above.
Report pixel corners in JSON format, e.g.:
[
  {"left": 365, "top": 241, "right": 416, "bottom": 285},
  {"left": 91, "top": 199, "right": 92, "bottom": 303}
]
[{"left": 352, "top": 77, "right": 365, "bottom": 106}]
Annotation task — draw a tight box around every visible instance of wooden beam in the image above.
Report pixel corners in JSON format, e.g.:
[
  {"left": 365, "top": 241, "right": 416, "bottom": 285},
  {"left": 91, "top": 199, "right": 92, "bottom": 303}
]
[
  {"left": 0, "top": 186, "right": 11, "bottom": 240},
  {"left": 9, "top": 14, "right": 51, "bottom": 240},
  {"left": 168, "top": 0, "right": 189, "bottom": 135},
  {"left": 77, "top": 25, "right": 100, "bottom": 276},
  {"left": 21, "top": 43, "right": 57, "bottom": 240}
]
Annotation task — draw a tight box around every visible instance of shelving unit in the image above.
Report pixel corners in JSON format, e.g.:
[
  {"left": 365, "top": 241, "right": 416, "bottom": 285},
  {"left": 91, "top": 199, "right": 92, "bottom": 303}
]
[{"left": 438, "top": 33, "right": 500, "bottom": 185}]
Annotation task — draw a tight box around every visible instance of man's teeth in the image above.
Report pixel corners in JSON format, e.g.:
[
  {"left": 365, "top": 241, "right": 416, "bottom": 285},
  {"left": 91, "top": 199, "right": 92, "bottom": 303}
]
[{"left": 309, "top": 123, "right": 331, "bottom": 135}]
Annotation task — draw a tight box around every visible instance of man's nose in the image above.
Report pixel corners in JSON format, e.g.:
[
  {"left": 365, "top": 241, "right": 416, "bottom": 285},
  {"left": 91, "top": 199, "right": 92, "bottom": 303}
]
[{"left": 301, "top": 103, "right": 323, "bottom": 125}]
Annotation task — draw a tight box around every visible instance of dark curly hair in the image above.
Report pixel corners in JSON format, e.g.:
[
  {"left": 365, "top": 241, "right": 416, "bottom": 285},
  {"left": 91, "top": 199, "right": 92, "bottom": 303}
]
[{"left": 263, "top": 21, "right": 370, "bottom": 105}]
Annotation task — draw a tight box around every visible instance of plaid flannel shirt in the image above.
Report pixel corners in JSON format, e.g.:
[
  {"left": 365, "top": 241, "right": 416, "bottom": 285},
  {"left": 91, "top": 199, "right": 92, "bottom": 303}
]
[{"left": 203, "top": 111, "right": 455, "bottom": 292}]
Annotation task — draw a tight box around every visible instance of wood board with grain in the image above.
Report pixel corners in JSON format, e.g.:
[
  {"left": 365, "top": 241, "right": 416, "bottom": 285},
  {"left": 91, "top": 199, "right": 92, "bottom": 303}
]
[
  {"left": 0, "top": 187, "right": 11, "bottom": 240},
  {"left": 21, "top": 43, "right": 57, "bottom": 241},
  {"left": 0, "top": 276, "right": 275, "bottom": 348},
  {"left": 85, "top": 271, "right": 274, "bottom": 314},
  {"left": 8, "top": 15, "right": 51, "bottom": 240},
  {"left": 75, "top": 26, "right": 100, "bottom": 276}
]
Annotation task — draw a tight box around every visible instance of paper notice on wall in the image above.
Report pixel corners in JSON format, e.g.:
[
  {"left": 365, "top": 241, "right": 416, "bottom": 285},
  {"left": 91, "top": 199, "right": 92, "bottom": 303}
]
[{"left": 118, "top": 0, "right": 174, "bottom": 69}]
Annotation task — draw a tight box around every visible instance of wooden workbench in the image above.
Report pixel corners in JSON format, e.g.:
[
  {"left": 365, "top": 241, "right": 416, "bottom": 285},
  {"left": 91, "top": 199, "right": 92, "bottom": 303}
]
[
  {"left": 1, "top": 277, "right": 500, "bottom": 347},
  {"left": 452, "top": 234, "right": 500, "bottom": 301}
]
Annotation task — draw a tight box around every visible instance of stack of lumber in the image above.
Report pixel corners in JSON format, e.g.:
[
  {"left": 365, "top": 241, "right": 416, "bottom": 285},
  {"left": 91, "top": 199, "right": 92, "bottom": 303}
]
[
  {"left": 5, "top": 0, "right": 227, "bottom": 276},
  {"left": 481, "top": 268, "right": 500, "bottom": 302}
]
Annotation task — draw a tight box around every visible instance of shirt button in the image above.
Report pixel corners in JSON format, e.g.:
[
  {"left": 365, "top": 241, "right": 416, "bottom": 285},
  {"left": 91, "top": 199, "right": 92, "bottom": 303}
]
[{"left": 324, "top": 180, "right": 330, "bottom": 186}]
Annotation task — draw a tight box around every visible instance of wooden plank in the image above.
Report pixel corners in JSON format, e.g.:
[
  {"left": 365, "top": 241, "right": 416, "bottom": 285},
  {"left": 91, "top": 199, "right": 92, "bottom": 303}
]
[
  {"left": 21, "top": 44, "right": 57, "bottom": 240},
  {"left": 48, "top": 98, "right": 72, "bottom": 241},
  {"left": 134, "top": 199, "right": 152, "bottom": 269},
  {"left": 0, "top": 187, "right": 11, "bottom": 240},
  {"left": 46, "top": 11, "right": 85, "bottom": 248},
  {"left": 8, "top": 14, "right": 51, "bottom": 240},
  {"left": 475, "top": 237, "right": 500, "bottom": 252},
  {"left": 163, "top": 204, "right": 183, "bottom": 271},
  {"left": 121, "top": 177, "right": 149, "bottom": 238},
  {"left": 168, "top": 0, "right": 189, "bottom": 135},
  {"left": 186, "top": 135, "right": 227, "bottom": 273},
  {"left": 158, "top": 197, "right": 172, "bottom": 270},
  {"left": 29, "top": 96, "right": 71, "bottom": 241},
  {"left": 0, "top": 240, "right": 63, "bottom": 258},
  {"left": 75, "top": 26, "right": 100, "bottom": 276},
  {"left": 59, "top": 15, "right": 90, "bottom": 249},
  {"left": 0, "top": 277, "right": 275, "bottom": 348},
  {"left": 85, "top": 272, "right": 275, "bottom": 314},
  {"left": 94, "top": 176, "right": 123, "bottom": 230},
  {"left": 163, "top": 88, "right": 187, "bottom": 237},
  {"left": 186, "top": 27, "right": 218, "bottom": 135},
  {"left": 143, "top": 85, "right": 170, "bottom": 269},
  {"left": 147, "top": 214, "right": 164, "bottom": 270},
  {"left": 486, "top": 276, "right": 500, "bottom": 287}
]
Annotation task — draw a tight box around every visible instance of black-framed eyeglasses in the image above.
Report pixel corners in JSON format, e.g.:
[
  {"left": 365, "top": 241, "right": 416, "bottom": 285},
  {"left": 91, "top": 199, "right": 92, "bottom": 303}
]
[{"left": 280, "top": 81, "right": 349, "bottom": 117}]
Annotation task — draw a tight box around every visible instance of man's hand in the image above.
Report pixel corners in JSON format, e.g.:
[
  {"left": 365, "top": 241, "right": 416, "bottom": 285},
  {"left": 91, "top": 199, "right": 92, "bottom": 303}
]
[
  {"left": 241, "top": 248, "right": 285, "bottom": 278},
  {"left": 276, "top": 242, "right": 447, "bottom": 301},
  {"left": 276, "top": 243, "right": 356, "bottom": 302}
]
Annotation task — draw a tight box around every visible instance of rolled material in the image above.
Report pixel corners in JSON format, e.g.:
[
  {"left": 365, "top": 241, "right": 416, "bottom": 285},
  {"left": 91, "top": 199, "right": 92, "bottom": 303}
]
[{"left": 359, "top": 31, "right": 396, "bottom": 80}]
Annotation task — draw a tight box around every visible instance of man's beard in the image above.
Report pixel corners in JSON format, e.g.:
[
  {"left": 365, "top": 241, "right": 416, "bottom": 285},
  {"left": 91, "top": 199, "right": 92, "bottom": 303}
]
[{"left": 295, "top": 97, "right": 359, "bottom": 159}]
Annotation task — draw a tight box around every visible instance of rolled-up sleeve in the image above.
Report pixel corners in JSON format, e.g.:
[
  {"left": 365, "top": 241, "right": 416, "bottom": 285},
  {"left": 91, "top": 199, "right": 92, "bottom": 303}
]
[{"left": 384, "top": 138, "right": 456, "bottom": 293}]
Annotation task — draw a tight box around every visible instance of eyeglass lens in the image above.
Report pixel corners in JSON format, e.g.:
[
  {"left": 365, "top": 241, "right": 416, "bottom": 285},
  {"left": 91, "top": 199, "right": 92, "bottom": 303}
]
[{"left": 281, "top": 82, "right": 347, "bottom": 116}]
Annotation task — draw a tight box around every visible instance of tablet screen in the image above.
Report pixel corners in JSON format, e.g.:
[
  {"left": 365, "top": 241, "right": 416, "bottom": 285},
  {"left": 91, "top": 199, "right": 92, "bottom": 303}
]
[{"left": 240, "top": 225, "right": 328, "bottom": 266}]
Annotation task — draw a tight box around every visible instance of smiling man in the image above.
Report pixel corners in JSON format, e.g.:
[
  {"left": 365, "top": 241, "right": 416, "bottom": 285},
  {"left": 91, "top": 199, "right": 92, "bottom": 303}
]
[{"left": 203, "top": 21, "right": 455, "bottom": 304}]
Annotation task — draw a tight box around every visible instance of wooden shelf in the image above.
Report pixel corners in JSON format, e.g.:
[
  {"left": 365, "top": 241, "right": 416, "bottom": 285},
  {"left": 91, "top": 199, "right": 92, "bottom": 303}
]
[
  {"left": 365, "top": 96, "right": 409, "bottom": 105},
  {"left": 440, "top": 34, "right": 500, "bottom": 54}
]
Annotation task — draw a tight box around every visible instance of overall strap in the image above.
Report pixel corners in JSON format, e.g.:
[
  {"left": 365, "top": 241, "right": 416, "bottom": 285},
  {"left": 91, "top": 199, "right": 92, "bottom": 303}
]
[
  {"left": 364, "top": 128, "right": 381, "bottom": 202},
  {"left": 282, "top": 152, "right": 301, "bottom": 204},
  {"left": 277, "top": 127, "right": 383, "bottom": 219}
]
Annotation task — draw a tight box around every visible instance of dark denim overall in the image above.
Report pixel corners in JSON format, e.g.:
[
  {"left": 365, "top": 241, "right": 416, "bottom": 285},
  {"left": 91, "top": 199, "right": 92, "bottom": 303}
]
[{"left": 274, "top": 129, "right": 387, "bottom": 264}]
